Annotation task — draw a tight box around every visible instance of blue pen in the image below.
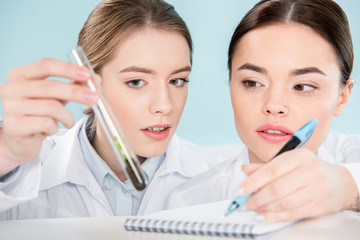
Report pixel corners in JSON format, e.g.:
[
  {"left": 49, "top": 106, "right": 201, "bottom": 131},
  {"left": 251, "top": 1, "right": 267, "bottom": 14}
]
[{"left": 224, "top": 118, "right": 318, "bottom": 217}]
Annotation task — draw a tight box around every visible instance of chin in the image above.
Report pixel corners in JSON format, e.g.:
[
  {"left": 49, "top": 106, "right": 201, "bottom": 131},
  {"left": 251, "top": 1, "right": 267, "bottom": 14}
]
[
  {"left": 136, "top": 146, "right": 167, "bottom": 159},
  {"left": 249, "top": 148, "right": 276, "bottom": 164}
]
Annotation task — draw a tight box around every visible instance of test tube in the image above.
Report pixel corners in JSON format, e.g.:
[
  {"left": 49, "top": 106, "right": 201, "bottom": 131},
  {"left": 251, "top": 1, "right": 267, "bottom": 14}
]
[{"left": 68, "top": 46, "right": 147, "bottom": 191}]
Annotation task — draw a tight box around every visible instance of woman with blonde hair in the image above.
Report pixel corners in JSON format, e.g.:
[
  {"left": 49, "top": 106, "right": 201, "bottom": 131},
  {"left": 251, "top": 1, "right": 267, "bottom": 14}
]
[{"left": 0, "top": 0, "right": 226, "bottom": 219}]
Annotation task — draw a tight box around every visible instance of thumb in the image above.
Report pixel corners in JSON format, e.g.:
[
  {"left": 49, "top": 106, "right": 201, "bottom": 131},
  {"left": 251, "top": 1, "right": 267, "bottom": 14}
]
[{"left": 242, "top": 163, "right": 263, "bottom": 176}]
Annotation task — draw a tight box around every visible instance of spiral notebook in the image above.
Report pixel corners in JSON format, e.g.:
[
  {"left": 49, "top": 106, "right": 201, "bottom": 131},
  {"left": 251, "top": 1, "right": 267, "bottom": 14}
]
[{"left": 124, "top": 200, "right": 296, "bottom": 238}]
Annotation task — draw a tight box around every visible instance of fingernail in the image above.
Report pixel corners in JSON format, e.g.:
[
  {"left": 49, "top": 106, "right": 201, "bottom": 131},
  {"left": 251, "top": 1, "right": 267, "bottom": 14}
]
[
  {"left": 77, "top": 67, "right": 90, "bottom": 77},
  {"left": 83, "top": 91, "right": 97, "bottom": 103}
]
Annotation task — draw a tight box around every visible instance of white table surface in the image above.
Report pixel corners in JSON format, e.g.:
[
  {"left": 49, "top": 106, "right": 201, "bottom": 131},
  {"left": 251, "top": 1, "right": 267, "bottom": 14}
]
[{"left": 0, "top": 211, "right": 359, "bottom": 240}]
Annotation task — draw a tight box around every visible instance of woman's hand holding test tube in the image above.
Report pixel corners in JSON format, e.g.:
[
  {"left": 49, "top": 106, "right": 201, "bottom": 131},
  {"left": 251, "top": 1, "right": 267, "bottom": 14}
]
[{"left": 0, "top": 58, "right": 97, "bottom": 177}]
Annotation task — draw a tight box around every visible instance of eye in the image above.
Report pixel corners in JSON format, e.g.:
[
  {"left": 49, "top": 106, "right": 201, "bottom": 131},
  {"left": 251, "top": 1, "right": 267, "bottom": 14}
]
[
  {"left": 169, "top": 78, "right": 189, "bottom": 87},
  {"left": 241, "top": 80, "right": 263, "bottom": 88},
  {"left": 126, "top": 79, "right": 145, "bottom": 88},
  {"left": 293, "top": 84, "right": 317, "bottom": 92}
]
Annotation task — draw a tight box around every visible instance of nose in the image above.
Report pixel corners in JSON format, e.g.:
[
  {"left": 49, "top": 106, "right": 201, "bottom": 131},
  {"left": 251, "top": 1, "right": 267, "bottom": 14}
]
[
  {"left": 262, "top": 91, "right": 289, "bottom": 117},
  {"left": 149, "top": 84, "right": 172, "bottom": 115}
]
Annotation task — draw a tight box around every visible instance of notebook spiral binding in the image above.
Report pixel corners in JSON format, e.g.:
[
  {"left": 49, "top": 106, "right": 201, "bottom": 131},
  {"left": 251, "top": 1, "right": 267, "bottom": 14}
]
[{"left": 124, "top": 218, "right": 255, "bottom": 238}]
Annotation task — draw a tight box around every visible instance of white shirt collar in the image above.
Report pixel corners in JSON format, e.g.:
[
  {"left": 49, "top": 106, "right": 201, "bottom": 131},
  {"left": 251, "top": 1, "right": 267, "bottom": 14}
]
[{"left": 39, "top": 117, "right": 165, "bottom": 191}]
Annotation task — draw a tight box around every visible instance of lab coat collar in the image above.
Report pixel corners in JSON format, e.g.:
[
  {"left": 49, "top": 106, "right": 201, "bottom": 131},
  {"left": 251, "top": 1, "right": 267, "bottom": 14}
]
[
  {"left": 39, "top": 122, "right": 220, "bottom": 189},
  {"left": 154, "top": 134, "right": 222, "bottom": 178}
]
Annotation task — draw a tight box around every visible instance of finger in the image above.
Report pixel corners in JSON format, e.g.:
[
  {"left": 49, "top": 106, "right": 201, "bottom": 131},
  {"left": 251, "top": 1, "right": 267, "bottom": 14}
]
[
  {"left": 242, "top": 164, "right": 263, "bottom": 176},
  {"left": 238, "top": 150, "right": 302, "bottom": 195},
  {"left": 256, "top": 186, "right": 311, "bottom": 212},
  {"left": 1, "top": 80, "right": 97, "bottom": 106},
  {"left": 258, "top": 200, "right": 324, "bottom": 222},
  {"left": 3, "top": 115, "right": 59, "bottom": 162},
  {"left": 246, "top": 166, "right": 307, "bottom": 211},
  {"left": 8, "top": 58, "right": 90, "bottom": 82},
  {"left": 5, "top": 115, "right": 59, "bottom": 138},
  {"left": 4, "top": 98, "right": 75, "bottom": 128}
]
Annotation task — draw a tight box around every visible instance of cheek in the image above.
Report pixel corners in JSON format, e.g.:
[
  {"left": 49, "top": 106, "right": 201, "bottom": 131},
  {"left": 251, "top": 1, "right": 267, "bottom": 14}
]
[
  {"left": 295, "top": 93, "right": 340, "bottom": 150},
  {"left": 230, "top": 85, "right": 255, "bottom": 135},
  {"left": 176, "top": 93, "right": 187, "bottom": 116},
  {"left": 171, "top": 88, "right": 188, "bottom": 121},
  {"left": 110, "top": 99, "right": 139, "bottom": 144},
  {"left": 102, "top": 84, "right": 142, "bottom": 136},
  {"left": 311, "top": 103, "right": 336, "bottom": 145}
]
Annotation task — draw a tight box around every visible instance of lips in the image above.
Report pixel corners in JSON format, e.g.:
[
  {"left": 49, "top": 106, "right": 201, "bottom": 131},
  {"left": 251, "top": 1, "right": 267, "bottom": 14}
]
[
  {"left": 141, "top": 124, "right": 171, "bottom": 141},
  {"left": 256, "top": 123, "right": 293, "bottom": 143}
]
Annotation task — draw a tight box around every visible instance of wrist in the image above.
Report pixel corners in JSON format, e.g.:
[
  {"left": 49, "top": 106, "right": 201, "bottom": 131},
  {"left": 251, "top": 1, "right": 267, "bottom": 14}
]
[
  {"left": 353, "top": 194, "right": 360, "bottom": 212},
  {"left": 0, "top": 130, "right": 22, "bottom": 177},
  {"left": 338, "top": 165, "right": 359, "bottom": 212}
]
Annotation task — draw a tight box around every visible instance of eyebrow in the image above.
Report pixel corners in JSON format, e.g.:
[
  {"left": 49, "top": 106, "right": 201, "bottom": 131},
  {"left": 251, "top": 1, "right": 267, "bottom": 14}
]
[
  {"left": 237, "top": 63, "right": 267, "bottom": 74},
  {"left": 290, "top": 67, "right": 326, "bottom": 76},
  {"left": 119, "top": 66, "right": 191, "bottom": 75},
  {"left": 172, "top": 66, "right": 192, "bottom": 75},
  {"left": 237, "top": 63, "right": 326, "bottom": 77},
  {"left": 119, "top": 66, "right": 154, "bottom": 74}
]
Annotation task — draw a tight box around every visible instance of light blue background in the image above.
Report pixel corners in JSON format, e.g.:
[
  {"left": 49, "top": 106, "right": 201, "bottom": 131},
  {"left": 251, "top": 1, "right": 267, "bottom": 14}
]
[{"left": 0, "top": 0, "right": 359, "bottom": 145}]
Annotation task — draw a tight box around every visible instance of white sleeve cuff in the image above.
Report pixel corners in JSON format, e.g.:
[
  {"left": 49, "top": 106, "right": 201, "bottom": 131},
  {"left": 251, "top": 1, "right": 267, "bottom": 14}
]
[{"left": 0, "top": 158, "right": 41, "bottom": 212}]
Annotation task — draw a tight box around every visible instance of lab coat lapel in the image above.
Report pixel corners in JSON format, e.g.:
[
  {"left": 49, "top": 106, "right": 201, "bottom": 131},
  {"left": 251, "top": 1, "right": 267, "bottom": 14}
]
[{"left": 39, "top": 117, "right": 113, "bottom": 216}]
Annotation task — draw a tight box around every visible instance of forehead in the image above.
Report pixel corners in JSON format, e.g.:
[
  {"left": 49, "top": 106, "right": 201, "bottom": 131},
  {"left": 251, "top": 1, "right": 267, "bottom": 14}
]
[
  {"left": 102, "top": 27, "right": 191, "bottom": 72},
  {"left": 232, "top": 23, "right": 339, "bottom": 70}
]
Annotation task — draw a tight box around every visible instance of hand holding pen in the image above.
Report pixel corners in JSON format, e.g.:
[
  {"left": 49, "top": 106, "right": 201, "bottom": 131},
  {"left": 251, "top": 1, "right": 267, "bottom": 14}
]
[
  {"left": 225, "top": 118, "right": 358, "bottom": 222},
  {"left": 225, "top": 119, "right": 319, "bottom": 219}
]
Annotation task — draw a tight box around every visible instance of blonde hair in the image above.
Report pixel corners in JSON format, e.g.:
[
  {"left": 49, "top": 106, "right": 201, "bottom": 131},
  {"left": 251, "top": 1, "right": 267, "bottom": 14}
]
[
  {"left": 77, "top": 0, "right": 193, "bottom": 131},
  {"left": 78, "top": 0, "right": 192, "bottom": 73}
]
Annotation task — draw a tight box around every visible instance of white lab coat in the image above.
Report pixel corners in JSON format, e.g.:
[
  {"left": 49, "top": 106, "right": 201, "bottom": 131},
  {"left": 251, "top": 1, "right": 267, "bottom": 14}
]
[
  {"left": 0, "top": 118, "right": 228, "bottom": 220},
  {"left": 167, "top": 133, "right": 360, "bottom": 209}
]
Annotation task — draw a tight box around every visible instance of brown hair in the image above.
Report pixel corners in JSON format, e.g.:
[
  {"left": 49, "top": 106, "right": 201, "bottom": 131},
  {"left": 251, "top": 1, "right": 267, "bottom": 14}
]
[
  {"left": 228, "top": 0, "right": 353, "bottom": 86},
  {"left": 77, "top": 0, "right": 192, "bottom": 131}
]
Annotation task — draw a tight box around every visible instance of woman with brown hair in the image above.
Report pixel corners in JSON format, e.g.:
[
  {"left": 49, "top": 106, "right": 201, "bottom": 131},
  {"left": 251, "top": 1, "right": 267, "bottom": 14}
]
[
  {"left": 168, "top": 0, "right": 360, "bottom": 222},
  {"left": 0, "top": 0, "right": 226, "bottom": 219}
]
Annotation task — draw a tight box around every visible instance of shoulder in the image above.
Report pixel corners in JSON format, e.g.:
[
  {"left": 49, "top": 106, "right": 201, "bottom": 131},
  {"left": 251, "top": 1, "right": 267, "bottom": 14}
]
[
  {"left": 320, "top": 132, "right": 360, "bottom": 163},
  {"left": 171, "top": 135, "right": 242, "bottom": 167},
  {"left": 322, "top": 133, "right": 360, "bottom": 151}
]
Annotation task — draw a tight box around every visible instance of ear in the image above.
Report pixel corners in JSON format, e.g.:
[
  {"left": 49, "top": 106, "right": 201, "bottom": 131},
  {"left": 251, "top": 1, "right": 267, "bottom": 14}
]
[{"left": 334, "top": 78, "right": 353, "bottom": 116}]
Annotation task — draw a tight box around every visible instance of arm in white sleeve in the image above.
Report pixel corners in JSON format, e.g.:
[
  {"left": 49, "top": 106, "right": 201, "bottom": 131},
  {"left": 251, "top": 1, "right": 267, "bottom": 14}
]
[
  {"left": 322, "top": 133, "right": 360, "bottom": 195},
  {"left": 325, "top": 133, "right": 360, "bottom": 211},
  {"left": 0, "top": 117, "right": 42, "bottom": 212},
  {"left": 341, "top": 144, "right": 360, "bottom": 211},
  {"left": 339, "top": 135, "right": 360, "bottom": 199}
]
